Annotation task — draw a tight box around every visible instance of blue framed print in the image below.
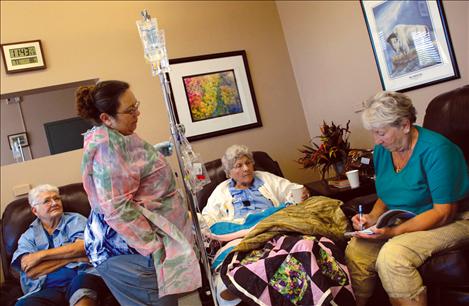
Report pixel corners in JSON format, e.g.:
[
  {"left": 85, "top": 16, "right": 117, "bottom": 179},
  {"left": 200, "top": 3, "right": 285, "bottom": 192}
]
[{"left": 361, "top": 0, "right": 459, "bottom": 92}]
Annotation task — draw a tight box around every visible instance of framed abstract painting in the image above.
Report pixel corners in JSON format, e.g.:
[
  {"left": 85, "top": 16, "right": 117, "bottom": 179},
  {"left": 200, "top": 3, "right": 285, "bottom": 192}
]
[
  {"left": 361, "top": 0, "right": 459, "bottom": 92},
  {"left": 168, "top": 50, "right": 262, "bottom": 141}
]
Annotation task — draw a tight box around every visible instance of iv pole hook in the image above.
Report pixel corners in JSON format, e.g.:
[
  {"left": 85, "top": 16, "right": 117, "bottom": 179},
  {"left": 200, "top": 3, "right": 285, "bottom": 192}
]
[{"left": 141, "top": 9, "right": 151, "bottom": 21}]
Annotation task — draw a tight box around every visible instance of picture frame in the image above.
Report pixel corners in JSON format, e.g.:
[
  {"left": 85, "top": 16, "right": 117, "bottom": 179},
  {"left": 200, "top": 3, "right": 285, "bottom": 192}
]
[
  {"left": 168, "top": 50, "right": 262, "bottom": 141},
  {"left": 8, "top": 132, "right": 29, "bottom": 149},
  {"left": 361, "top": 0, "right": 459, "bottom": 92},
  {"left": 1, "top": 40, "right": 46, "bottom": 74}
]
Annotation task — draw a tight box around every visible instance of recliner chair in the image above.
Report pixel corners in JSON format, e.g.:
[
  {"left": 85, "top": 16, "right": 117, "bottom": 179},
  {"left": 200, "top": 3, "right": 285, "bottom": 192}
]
[
  {"left": 0, "top": 183, "right": 119, "bottom": 306},
  {"left": 195, "top": 151, "right": 284, "bottom": 306},
  {"left": 344, "top": 85, "right": 469, "bottom": 306}
]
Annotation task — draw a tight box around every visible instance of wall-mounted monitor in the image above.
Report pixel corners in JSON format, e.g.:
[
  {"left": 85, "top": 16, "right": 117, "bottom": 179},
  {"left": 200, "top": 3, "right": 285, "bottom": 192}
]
[{"left": 44, "top": 117, "right": 93, "bottom": 155}]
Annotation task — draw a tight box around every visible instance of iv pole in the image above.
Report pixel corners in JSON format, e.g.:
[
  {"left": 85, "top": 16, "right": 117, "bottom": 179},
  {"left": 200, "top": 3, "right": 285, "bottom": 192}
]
[{"left": 136, "top": 10, "right": 218, "bottom": 306}]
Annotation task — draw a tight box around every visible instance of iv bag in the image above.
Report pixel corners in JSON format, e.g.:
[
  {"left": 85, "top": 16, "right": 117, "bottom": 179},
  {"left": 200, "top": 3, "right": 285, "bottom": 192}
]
[
  {"left": 178, "top": 129, "right": 211, "bottom": 194},
  {"left": 136, "top": 16, "right": 170, "bottom": 75}
]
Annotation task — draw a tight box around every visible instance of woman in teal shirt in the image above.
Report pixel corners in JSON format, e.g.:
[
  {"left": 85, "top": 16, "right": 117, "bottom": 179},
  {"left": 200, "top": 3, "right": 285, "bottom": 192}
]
[{"left": 345, "top": 91, "right": 469, "bottom": 306}]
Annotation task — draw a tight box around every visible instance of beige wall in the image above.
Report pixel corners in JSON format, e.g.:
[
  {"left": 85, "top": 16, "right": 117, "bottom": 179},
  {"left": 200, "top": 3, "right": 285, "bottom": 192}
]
[
  {"left": 2, "top": 1, "right": 467, "bottom": 217},
  {"left": 277, "top": 1, "right": 469, "bottom": 149},
  {"left": 1, "top": 87, "right": 78, "bottom": 165},
  {"left": 1, "top": 1, "right": 311, "bottom": 213}
]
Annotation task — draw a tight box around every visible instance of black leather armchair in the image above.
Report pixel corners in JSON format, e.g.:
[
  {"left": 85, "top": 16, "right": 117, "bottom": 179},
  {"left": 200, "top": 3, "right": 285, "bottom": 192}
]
[
  {"left": 0, "top": 183, "right": 118, "bottom": 306},
  {"left": 344, "top": 85, "right": 469, "bottom": 306}
]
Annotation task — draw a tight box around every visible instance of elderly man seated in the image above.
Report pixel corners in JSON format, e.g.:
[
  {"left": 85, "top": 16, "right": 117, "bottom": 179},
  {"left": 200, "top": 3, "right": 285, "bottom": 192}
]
[{"left": 11, "top": 184, "right": 110, "bottom": 306}]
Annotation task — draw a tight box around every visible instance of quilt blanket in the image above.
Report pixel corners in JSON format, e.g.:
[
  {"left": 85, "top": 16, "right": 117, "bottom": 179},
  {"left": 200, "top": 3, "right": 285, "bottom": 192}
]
[
  {"left": 234, "top": 196, "right": 350, "bottom": 253},
  {"left": 221, "top": 234, "right": 355, "bottom": 306}
]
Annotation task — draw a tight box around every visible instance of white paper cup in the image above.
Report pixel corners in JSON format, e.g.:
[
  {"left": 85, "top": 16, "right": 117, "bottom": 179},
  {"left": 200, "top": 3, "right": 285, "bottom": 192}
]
[
  {"left": 346, "top": 170, "right": 360, "bottom": 189},
  {"left": 289, "top": 187, "right": 304, "bottom": 204}
]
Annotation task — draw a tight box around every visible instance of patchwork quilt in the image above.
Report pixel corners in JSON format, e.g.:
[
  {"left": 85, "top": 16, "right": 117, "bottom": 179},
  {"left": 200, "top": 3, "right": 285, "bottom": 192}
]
[
  {"left": 220, "top": 235, "right": 355, "bottom": 306},
  {"left": 206, "top": 205, "right": 287, "bottom": 270},
  {"left": 218, "top": 196, "right": 355, "bottom": 305}
]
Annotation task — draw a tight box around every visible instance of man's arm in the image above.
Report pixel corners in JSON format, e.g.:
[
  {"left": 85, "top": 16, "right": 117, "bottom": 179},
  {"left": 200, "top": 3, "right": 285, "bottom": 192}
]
[
  {"left": 25, "top": 256, "right": 89, "bottom": 279},
  {"left": 21, "top": 239, "right": 86, "bottom": 272}
]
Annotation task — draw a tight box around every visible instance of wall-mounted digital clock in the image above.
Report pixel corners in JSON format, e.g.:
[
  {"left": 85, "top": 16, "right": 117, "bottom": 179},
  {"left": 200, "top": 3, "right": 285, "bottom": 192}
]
[{"left": 1, "top": 40, "right": 46, "bottom": 74}]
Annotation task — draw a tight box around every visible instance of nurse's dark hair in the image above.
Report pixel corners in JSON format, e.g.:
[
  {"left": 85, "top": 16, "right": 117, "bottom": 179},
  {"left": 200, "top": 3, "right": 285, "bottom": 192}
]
[{"left": 76, "top": 80, "right": 129, "bottom": 124}]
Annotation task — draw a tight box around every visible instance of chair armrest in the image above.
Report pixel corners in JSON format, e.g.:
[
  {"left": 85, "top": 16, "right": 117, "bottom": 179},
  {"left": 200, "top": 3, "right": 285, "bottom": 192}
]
[{"left": 0, "top": 279, "right": 23, "bottom": 306}]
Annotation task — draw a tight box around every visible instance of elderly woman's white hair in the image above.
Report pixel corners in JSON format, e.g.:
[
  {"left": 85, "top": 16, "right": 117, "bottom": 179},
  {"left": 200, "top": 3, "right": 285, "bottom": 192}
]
[
  {"left": 28, "top": 184, "right": 59, "bottom": 206},
  {"left": 221, "top": 144, "right": 255, "bottom": 177},
  {"left": 361, "top": 91, "right": 417, "bottom": 130}
]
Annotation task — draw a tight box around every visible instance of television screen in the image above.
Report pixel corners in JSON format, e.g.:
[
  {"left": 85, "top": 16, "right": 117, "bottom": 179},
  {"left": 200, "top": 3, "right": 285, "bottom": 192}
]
[{"left": 44, "top": 117, "right": 93, "bottom": 155}]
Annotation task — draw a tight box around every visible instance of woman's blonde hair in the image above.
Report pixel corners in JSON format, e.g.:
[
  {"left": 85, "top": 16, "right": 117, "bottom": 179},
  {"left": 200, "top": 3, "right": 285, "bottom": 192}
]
[{"left": 361, "top": 91, "right": 417, "bottom": 130}]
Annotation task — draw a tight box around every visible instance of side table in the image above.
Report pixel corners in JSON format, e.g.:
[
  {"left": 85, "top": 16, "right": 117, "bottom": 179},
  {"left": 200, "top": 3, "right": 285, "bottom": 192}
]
[{"left": 305, "top": 176, "right": 376, "bottom": 203}]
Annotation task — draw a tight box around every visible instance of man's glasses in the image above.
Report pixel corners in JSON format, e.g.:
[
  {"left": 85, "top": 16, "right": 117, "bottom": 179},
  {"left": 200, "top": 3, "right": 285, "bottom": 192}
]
[
  {"left": 33, "top": 195, "right": 62, "bottom": 207},
  {"left": 117, "top": 101, "right": 140, "bottom": 115}
]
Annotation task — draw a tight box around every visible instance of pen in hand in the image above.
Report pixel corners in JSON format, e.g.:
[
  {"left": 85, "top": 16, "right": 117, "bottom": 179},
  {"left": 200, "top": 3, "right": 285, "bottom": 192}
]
[{"left": 358, "top": 204, "right": 364, "bottom": 230}]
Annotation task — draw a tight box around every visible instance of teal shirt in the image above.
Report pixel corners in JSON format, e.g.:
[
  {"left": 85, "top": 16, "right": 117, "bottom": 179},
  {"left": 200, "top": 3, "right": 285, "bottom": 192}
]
[{"left": 374, "top": 126, "right": 469, "bottom": 215}]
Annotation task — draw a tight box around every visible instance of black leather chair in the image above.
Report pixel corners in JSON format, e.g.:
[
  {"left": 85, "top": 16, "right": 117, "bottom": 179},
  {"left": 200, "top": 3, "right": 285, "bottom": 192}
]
[
  {"left": 0, "top": 183, "right": 119, "bottom": 306},
  {"left": 344, "top": 85, "right": 469, "bottom": 306}
]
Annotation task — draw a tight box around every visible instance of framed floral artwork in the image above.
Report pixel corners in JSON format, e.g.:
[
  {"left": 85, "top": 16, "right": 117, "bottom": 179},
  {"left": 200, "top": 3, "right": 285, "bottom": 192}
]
[{"left": 168, "top": 50, "right": 262, "bottom": 141}]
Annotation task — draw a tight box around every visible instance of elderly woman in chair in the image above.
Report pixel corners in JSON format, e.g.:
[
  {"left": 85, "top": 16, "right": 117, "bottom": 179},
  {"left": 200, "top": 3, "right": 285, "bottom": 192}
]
[
  {"left": 202, "top": 144, "right": 310, "bottom": 305},
  {"left": 201, "top": 144, "right": 309, "bottom": 227},
  {"left": 345, "top": 91, "right": 469, "bottom": 306},
  {"left": 200, "top": 145, "right": 356, "bottom": 306}
]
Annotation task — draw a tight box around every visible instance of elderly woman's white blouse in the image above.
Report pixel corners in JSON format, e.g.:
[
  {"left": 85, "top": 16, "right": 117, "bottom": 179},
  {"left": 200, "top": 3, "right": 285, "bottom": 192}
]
[{"left": 201, "top": 171, "right": 303, "bottom": 227}]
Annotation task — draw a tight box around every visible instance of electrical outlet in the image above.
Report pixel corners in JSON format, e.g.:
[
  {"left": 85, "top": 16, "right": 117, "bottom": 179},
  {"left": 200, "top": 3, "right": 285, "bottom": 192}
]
[
  {"left": 6, "top": 96, "right": 22, "bottom": 104},
  {"left": 13, "top": 184, "right": 31, "bottom": 197}
]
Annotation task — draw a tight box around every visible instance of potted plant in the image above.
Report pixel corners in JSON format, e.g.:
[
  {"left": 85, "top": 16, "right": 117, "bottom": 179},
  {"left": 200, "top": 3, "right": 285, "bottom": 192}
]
[{"left": 297, "top": 120, "right": 351, "bottom": 180}]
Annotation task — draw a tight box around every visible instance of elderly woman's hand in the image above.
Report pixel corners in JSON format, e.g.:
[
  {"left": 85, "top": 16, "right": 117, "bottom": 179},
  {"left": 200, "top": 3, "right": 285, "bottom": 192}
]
[{"left": 301, "top": 187, "right": 310, "bottom": 201}]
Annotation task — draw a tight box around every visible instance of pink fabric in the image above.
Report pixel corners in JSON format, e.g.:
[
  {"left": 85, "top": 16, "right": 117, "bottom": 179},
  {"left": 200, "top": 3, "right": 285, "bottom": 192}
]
[{"left": 81, "top": 126, "right": 201, "bottom": 296}]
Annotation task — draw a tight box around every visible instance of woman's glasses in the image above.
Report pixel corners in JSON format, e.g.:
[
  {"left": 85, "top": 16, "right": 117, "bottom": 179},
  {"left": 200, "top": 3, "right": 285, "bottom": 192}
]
[
  {"left": 117, "top": 101, "right": 140, "bottom": 115},
  {"left": 33, "top": 195, "right": 62, "bottom": 207},
  {"left": 233, "top": 159, "right": 253, "bottom": 169}
]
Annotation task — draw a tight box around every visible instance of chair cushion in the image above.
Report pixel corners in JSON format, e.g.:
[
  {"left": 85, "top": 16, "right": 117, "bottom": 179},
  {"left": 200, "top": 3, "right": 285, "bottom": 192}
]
[
  {"left": 438, "top": 288, "right": 469, "bottom": 306},
  {"left": 420, "top": 244, "right": 469, "bottom": 287}
]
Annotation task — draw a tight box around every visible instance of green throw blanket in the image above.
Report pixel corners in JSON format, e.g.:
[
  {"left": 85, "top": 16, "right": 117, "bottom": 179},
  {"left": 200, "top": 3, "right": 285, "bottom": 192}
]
[{"left": 234, "top": 196, "right": 351, "bottom": 252}]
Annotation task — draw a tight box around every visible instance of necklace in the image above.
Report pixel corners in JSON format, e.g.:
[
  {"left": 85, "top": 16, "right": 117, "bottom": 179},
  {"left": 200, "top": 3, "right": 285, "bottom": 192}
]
[
  {"left": 394, "top": 150, "right": 412, "bottom": 173},
  {"left": 393, "top": 128, "right": 417, "bottom": 173}
]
